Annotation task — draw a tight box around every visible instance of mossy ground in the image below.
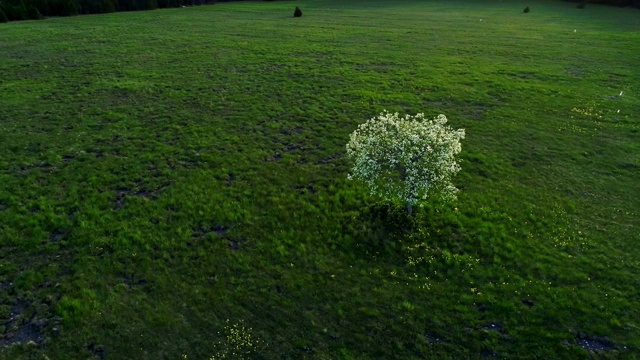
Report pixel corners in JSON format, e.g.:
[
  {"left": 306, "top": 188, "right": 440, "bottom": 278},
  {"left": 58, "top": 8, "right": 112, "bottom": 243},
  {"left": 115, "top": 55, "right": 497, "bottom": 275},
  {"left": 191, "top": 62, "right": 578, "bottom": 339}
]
[{"left": 0, "top": 0, "right": 639, "bottom": 358}]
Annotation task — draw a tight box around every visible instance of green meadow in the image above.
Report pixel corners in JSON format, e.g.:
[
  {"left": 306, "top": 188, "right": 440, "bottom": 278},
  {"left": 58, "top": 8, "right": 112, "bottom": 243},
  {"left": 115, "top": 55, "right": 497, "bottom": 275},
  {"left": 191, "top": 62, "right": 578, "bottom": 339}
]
[{"left": 1, "top": 0, "right": 639, "bottom": 358}]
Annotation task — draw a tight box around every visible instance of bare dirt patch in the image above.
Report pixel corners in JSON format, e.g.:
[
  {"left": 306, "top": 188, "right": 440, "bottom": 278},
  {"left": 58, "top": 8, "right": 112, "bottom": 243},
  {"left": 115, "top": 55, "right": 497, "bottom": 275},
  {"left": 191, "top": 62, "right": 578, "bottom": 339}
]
[
  {"left": 0, "top": 323, "right": 45, "bottom": 348},
  {"left": 49, "top": 229, "right": 71, "bottom": 243},
  {"left": 424, "top": 333, "right": 445, "bottom": 344},
  {"left": 87, "top": 342, "right": 106, "bottom": 359},
  {"left": 576, "top": 332, "right": 615, "bottom": 352},
  {"left": 0, "top": 299, "right": 48, "bottom": 348},
  {"left": 122, "top": 273, "right": 148, "bottom": 288},
  {"left": 113, "top": 183, "right": 169, "bottom": 210}
]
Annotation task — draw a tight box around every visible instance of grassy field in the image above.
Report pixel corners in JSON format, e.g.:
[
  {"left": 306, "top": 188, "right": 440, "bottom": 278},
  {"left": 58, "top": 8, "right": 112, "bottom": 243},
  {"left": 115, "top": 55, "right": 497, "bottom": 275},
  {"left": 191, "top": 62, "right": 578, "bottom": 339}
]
[{"left": 1, "top": 0, "right": 639, "bottom": 358}]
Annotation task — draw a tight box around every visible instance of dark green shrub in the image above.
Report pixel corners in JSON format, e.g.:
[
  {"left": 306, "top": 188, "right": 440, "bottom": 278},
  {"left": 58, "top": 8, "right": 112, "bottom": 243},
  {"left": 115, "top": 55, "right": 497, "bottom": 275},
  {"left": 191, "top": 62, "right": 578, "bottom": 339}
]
[{"left": 293, "top": 5, "right": 301, "bottom": 17}]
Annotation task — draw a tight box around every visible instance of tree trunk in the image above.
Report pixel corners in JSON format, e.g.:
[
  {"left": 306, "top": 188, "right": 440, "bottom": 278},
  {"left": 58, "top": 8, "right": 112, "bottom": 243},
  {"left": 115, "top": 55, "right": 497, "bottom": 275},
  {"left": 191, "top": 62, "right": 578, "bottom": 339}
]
[{"left": 407, "top": 203, "right": 412, "bottom": 215}]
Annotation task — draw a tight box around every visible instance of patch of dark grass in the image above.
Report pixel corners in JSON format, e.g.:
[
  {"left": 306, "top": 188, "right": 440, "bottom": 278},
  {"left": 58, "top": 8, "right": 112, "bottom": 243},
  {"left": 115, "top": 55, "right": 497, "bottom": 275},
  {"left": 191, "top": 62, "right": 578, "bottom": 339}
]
[
  {"left": 121, "top": 274, "right": 148, "bottom": 288},
  {"left": 85, "top": 343, "right": 106, "bottom": 360},
  {"left": 191, "top": 224, "right": 229, "bottom": 238},
  {"left": 48, "top": 229, "right": 71, "bottom": 244}
]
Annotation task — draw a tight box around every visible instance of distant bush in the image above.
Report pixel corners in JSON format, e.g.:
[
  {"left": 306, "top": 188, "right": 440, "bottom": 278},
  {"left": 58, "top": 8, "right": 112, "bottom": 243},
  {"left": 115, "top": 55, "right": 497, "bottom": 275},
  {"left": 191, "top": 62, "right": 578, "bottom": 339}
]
[{"left": 293, "top": 5, "right": 301, "bottom": 17}]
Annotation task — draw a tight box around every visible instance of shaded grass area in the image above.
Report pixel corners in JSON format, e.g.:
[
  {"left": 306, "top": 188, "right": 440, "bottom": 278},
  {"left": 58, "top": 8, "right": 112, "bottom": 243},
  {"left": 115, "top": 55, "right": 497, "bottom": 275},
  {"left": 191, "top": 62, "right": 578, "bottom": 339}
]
[{"left": 1, "top": 0, "right": 639, "bottom": 358}]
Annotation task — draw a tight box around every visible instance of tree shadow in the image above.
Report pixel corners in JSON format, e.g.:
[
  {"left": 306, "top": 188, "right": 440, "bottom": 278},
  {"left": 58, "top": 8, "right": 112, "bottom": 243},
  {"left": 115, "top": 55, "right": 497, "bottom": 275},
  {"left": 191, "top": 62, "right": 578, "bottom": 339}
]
[{"left": 340, "top": 201, "right": 416, "bottom": 259}]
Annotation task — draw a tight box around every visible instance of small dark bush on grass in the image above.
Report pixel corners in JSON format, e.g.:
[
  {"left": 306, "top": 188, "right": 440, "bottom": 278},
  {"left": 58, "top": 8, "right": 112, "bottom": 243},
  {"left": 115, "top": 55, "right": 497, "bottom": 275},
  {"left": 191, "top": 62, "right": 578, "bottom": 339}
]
[
  {"left": 293, "top": 6, "right": 302, "bottom": 17},
  {"left": 523, "top": 6, "right": 530, "bottom": 13}
]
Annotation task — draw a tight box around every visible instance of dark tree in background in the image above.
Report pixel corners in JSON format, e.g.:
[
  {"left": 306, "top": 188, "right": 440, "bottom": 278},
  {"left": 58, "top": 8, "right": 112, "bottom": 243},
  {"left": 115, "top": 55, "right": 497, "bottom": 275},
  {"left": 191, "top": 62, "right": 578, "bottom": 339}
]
[
  {"left": 80, "top": 0, "right": 118, "bottom": 14},
  {"left": 0, "top": 6, "right": 9, "bottom": 21},
  {"left": 48, "top": 0, "right": 81, "bottom": 16},
  {"left": 2, "top": 0, "right": 44, "bottom": 20}
]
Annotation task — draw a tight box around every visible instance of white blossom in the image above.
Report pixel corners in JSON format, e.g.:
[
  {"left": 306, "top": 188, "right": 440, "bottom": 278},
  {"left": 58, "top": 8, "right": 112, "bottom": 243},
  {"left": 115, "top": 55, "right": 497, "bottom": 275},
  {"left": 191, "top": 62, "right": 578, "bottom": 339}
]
[{"left": 346, "top": 110, "right": 465, "bottom": 213}]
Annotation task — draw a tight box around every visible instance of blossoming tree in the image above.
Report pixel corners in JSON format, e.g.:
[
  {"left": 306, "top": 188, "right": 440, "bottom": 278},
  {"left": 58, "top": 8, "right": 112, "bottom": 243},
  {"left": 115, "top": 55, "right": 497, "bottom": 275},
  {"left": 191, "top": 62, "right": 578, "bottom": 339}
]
[{"left": 346, "top": 111, "right": 465, "bottom": 214}]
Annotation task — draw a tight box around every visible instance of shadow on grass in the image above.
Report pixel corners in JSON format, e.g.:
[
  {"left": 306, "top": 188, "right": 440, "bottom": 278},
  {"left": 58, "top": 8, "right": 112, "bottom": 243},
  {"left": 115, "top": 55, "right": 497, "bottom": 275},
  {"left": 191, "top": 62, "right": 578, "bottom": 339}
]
[{"left": 340, "top": 201, "right": 468, "bottom": 261}]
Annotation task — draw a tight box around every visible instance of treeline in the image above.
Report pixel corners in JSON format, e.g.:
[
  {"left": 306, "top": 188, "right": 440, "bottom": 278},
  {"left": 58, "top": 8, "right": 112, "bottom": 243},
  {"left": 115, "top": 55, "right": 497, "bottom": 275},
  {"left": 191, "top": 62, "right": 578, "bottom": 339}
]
[
  {"left": 0, "top": 0, "right": 242, "bottom": 21},
  {"left": 0, "top": 0, "right": 638, "bottom": 23},
  {"left": 566, "top": 0, "right": 640, "bottom": 7}
]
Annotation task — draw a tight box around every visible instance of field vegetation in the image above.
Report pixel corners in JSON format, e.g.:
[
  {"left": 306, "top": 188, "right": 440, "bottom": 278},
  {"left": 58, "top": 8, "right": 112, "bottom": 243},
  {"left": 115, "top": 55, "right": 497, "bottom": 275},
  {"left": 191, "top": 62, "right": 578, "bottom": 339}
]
[{"left": 1, "top": 0, "right": 639, "bottom": 358}]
